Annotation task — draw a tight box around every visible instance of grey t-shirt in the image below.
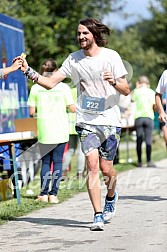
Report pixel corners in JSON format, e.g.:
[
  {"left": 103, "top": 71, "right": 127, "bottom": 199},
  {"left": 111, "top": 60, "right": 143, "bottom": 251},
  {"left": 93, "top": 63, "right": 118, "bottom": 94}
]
[{"left": 59, "top": 47, "right": 127, "bottom": 127}]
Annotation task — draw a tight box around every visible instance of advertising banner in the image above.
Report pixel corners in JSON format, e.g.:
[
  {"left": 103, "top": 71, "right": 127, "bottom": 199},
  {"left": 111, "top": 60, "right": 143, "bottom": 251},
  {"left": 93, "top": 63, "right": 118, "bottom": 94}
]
[
  {"left": 0, "top": 13, "right": 28, "bottom": 134},
  {"left": 0, "top": 14, "right": 29, "bottom": 171}
]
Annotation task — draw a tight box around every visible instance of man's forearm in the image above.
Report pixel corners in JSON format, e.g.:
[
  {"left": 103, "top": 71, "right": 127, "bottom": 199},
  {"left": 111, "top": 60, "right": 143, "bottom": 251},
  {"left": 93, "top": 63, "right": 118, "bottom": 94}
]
[
  {"left": 114, "top": 78, "right": 130, "bottom": 96},
  {"left": 155, "top": 94, "right": 164, "bottom": 114}
]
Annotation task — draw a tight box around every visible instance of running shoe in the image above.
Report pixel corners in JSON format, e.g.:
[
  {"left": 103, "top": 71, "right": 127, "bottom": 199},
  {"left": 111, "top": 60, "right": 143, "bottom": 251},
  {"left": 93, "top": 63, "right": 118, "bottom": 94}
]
[
  {"left": 103, "top": 191, "right": 118, "bottom": 222},
  {"left": 90, "top": 213, "right": 104, "bottom": 231}
]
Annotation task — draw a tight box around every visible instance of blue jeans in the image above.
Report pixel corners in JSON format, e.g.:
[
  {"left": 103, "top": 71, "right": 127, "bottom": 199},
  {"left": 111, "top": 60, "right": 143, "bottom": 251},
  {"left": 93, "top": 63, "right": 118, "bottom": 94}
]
[{"left": 39, "top": 142, "right": 66, "bottom": 196}]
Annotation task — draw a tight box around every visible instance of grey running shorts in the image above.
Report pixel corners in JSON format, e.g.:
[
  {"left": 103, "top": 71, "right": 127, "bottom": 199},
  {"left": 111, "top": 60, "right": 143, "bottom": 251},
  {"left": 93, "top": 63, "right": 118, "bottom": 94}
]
[{"left": 76, "top": 124, "right": 121, "bottom": 161}]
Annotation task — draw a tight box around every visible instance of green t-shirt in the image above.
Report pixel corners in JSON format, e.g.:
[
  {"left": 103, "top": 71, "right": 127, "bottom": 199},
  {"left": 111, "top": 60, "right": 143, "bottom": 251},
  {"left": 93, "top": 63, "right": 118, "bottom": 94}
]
[
  {"left": 28, "top": 83, "right": 74, "bottom": 144},
  {"left": 132, "top": 86, "right": 155, "bottom": 120}
]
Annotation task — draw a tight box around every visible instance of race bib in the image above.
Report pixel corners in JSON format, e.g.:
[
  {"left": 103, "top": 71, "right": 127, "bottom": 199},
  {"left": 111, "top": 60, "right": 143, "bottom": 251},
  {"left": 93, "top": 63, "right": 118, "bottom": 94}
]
[{"left": 81, "top": 95, "right": 105, "bottom": 114}]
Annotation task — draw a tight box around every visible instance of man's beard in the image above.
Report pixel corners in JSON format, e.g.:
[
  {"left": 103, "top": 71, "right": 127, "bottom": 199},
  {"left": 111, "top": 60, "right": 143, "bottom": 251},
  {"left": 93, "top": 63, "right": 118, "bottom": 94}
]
[{"left": 79, "top": 40, "right": 93, "bottom": 50}]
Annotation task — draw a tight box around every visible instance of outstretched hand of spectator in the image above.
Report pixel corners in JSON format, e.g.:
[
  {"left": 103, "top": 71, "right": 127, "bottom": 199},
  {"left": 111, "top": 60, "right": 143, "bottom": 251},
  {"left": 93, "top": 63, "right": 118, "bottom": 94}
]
[
  {"left": 12, "top": 53, "right": 28, "bottom": 72},
  {"left": 11, "top": 58, "right": 23, "bottom": 71}
]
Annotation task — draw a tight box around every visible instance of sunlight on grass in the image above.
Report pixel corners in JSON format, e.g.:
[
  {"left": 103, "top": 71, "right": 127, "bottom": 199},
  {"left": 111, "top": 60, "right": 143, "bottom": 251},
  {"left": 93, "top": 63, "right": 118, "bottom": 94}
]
[{"left": 0, "top": 133, "right": 166, "bottom": 225}]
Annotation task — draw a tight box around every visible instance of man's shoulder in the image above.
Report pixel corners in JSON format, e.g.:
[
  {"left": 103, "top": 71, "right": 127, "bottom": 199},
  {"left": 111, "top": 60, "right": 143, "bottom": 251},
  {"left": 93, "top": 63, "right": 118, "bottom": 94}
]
[
  {"left": 69, "top": 50, "right": 83, "bottom": 58},
  {"left": 162, "top": 69, "right": 167, "bottom": 77},
  {"left": 102, "top": 47, "right": 119, "bottom": 55}
]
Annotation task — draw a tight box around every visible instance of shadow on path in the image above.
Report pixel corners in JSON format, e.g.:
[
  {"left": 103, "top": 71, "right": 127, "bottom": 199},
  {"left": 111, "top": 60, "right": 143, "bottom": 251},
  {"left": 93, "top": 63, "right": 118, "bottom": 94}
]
[
  {"left": 119, "top": 195, "right": 167, "bottom": 202},
  {"left": 16, "top": 217, "right": 91, "bottom": 229}
]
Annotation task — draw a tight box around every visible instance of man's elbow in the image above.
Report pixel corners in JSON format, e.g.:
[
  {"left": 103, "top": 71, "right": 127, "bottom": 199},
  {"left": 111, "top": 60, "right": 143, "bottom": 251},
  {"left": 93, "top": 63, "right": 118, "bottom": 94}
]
[
  {"left": 122, "top": 87, "right": 131, "bottom": 96},
  {"left": 125, "top": 90, "right": 131, "bottom": 96}
]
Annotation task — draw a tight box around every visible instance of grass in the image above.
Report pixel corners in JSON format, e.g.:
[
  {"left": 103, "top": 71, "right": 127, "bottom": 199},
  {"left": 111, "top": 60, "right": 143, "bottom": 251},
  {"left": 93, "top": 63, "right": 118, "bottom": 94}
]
[{"left": 0, "top": 132, "right": 166, "bottom": 225}]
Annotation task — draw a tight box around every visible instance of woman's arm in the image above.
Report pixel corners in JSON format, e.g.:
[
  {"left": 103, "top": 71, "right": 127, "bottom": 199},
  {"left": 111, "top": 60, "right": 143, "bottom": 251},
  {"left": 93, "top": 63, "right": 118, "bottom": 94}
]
[
  {"left": 29, "top": 106, "right": 36, "bottom": 118},
  {"left": 0, "top": 59, "right": 23, "bottom": 78}
]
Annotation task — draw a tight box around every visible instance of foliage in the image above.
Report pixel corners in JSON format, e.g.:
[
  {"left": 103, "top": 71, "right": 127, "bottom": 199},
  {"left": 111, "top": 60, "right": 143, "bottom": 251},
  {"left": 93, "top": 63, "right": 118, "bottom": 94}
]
[
  {"left": 0, "top": 0, "right": 121, "bottom": 69},
  {"left": 108, "top": 27, "right": 166, "bottom": 88},
  {"left": 140, "top": 0, "right": 167, "bottom": 64},
  {"left": 105, "top": 0, "right": 167, "bottom": 88},
  {"left": 1, "top": 0, "right": 167, "bottom": 88},
  {"left": 132, "top": 0, "right": 167, "bottom": 84}
]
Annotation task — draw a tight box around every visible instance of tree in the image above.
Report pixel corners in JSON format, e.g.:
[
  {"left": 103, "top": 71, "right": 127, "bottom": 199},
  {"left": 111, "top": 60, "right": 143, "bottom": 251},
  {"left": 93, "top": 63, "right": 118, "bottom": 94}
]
[
  {"left": 141, "top": 0, "right": 167, "bottom": 57},
  {"left": 134, "top": 0, "right": 167, "bottom": 80},
  {"left": 0, "top": 0, "right": 123, "bottom": 69},
  {"left": 107, "top": 0, "right": 167, "bottom": 88}
]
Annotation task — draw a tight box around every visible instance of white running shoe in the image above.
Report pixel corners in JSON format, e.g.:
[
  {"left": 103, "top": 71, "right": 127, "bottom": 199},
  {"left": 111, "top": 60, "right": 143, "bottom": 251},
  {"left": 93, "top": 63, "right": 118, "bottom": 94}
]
[
  {"left": 90, "top": 214, "right": 104, "bottom": 231},
  {"left": 103, "top": 191, "right": 118, "bottom": 222}
]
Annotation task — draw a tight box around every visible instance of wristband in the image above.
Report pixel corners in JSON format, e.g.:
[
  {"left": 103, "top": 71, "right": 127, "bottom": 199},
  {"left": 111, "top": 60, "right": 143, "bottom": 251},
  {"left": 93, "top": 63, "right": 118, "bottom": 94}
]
[
  {"left": 111, "top": 81, "right": 116, "bottom": 86},
  {"left": 23, "top": 66, "right": 30, "bottom": 75},
  {"left": 23, "top": 66, "right": 39, "bottom": 82},
  {"left": 111, "top": 82, "right": 117, "bottom": 87}
]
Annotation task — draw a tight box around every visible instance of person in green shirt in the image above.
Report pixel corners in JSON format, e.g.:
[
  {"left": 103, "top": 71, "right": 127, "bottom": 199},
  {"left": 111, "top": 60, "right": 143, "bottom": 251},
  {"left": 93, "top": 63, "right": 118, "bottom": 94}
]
[
  {"left": 28, "top": 58, "right": 75, "bottom": 203},
  {"left": 132, "top": 76, "right": 156, "bottom": 168}
]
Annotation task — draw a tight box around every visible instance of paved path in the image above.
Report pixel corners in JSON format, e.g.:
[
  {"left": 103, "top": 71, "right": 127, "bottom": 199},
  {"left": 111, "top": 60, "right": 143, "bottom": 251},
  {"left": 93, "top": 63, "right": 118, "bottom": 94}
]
[{"left": 0, "top": 159, "right": 167, "bottom": 252}]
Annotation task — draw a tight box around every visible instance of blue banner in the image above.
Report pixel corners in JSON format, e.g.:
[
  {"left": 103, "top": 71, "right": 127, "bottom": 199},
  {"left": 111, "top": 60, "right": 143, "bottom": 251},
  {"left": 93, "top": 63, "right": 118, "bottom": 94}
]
[{"left": 0, "top": 13, "right": 28, "bottom": 134}]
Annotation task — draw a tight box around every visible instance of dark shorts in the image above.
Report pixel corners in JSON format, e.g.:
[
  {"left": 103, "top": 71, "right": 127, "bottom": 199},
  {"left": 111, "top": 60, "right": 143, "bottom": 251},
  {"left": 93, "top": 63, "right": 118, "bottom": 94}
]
[
  {"left": 76, "top": 124, "right": 121, "bottom": 161},
  {"left": 160, "top": 121, "right": 166, "bottom": 129}
]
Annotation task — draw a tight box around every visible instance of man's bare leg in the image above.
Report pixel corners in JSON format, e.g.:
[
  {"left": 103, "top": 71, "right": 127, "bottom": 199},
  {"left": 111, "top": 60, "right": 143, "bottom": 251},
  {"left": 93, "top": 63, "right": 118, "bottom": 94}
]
[
  {"left": 100, "top": 157, "right": 118, "bottom": 221},
  {"left": 100, "top": 158, "right": 117, "bottom": 197},
  {"left": 86, "top": 149, "right": 101, "bottom": 213},
  {"left": 86, "top": 149, "right": 104, "bottom": 231}
]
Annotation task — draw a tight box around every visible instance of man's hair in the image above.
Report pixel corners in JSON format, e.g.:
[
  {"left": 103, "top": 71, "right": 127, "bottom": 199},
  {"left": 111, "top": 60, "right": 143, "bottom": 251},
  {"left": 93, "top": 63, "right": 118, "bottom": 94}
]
[
  {"left": 40, "top": 58, "right": 57, "bottom": 76},
  {"left": 79, "top": 18, "right": 110, "bottom": 47}
]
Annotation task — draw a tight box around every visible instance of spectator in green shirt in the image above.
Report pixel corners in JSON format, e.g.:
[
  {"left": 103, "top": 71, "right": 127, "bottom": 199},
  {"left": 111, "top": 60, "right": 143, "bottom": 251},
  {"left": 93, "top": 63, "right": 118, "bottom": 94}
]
[
  {"left": 28, "top": 59, "right": 75, "bottom": 203},
  {"left": 132, "top": 76, "right": 156, "bottom": 167}
]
